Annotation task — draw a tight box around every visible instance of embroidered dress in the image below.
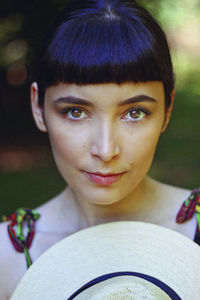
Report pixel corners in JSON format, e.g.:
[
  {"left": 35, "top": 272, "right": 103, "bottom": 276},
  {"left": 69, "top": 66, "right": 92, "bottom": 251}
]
[
  {"left": 176, "top": 187, "right": 200, "bottom": 245},
  {"left": 0, "top": 208, "right": 40, "bottom": 268},
  {"left": 1, "top": 188, "right": 199, "bottom": 268}
]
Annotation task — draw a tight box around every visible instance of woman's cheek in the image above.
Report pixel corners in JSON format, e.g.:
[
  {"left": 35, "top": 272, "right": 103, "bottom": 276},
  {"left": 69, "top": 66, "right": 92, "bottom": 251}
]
[
  {"left": 50, "top": 132, "right": 80, "bottom": 162},
  {"left": 47, "top": 122, "right": 88, "bottom": 171},
  {"left": 124, "top": 124, "right": 162, "bottom": 167}
]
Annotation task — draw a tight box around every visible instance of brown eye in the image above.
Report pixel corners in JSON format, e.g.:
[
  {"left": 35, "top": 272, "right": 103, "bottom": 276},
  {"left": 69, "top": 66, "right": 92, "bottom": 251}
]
[
  {"left": 123, "top": 109, "right": 146, "bottom": 121},
  {"left": 129, "top": 110, "right": 141, "bottom": 119},
  {"left": 61, "top": 108, "right": 87, "bottom": 120},
  {"left": 70, "top": 109, "right": 83, "bottom": 118}
]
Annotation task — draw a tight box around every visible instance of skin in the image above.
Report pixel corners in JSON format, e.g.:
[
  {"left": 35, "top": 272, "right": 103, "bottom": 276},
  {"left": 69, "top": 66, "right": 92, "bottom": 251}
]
[
  {"left": 30, "top": 81, "right": 194, "bottom": 230},
  {"left": 32, "top": 81, "right": 171, "bottom": 217},
  {"left": 0, "top": 81, "right": 196, "bottom": 299}
]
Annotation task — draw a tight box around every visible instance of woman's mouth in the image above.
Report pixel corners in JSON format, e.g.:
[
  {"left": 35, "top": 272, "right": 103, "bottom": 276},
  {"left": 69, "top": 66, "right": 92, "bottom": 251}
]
[{"left": 83, "top": 171, "right": 126, "bottom": 185}]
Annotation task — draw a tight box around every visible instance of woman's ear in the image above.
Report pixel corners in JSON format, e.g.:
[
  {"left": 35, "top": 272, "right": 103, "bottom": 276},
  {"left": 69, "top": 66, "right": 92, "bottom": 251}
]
[
  {"left": 161, "top": 89, "right": 175, "bottom": 133},
  {"left": 31, "top": 82, "right": 47, "bottom": 132}
]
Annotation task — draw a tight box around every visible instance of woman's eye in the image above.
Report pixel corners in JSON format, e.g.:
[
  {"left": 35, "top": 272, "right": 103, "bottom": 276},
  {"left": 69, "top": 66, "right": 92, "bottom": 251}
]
[
  {"left": 123, "top": 109, "right": 148, "bottom": 121},
  {"left": 61, "top": 108, "right": 87, "bottom": 120}
]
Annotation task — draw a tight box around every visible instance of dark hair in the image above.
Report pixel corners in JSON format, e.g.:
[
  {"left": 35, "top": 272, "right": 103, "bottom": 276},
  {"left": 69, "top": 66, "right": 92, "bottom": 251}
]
[{"left": 32, "top": 0, "right": 175, "bottom": 107}]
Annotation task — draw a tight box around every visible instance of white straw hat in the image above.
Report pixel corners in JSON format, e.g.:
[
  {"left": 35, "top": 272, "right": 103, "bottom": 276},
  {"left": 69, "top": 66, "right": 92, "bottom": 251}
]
[{"left": 11, "top": 221, "right": 200, "bottom": 300}]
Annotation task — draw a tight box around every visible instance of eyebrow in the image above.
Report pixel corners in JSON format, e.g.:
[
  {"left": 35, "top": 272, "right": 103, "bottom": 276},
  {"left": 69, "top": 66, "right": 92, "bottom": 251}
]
[
  {"left": 118, "top": 95, "right": 157, "bottom": 106},
  {"left": 53, "top": 94, "right": 157, "bottom": 106},
  {"left": 54, "top": 96, "right": 94, "bottom": 107}
]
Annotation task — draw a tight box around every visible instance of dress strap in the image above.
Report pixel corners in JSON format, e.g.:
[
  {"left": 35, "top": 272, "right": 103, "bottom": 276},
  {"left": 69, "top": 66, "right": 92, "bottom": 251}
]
[
  {"left": 1, "top": 208, "right": 40, "bottom": 268},
  {"left": 176, "top": 187, "right": 200, "bottom": 245}
]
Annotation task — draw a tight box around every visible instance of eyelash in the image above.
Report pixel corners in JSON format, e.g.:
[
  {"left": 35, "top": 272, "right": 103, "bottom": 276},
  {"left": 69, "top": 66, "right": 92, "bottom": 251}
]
[
  {"left": 122, "top": 107, "right": 151, "bottom": 121},
  {"left": 60, "top": 106, "right": 151, "bottom": 121},
  {"left": 60, "top": 107, "right": 89, "bottom": 120}
]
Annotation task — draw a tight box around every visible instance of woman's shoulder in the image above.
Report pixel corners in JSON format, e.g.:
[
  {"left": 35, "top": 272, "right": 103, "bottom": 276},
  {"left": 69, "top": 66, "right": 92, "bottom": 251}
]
[
  {"left": 0, "top": 221, "right": 27, "bottom": 299},
  {"left": 151, "top": 178, "right": 193, "bottom": 203},
  {"left": 157, "top": 181, "right": 199, "bottom": 215},
  {"left": 34, "top": 187, "right": 80, "bottom": 235},
  {"left": 0, "top": 197, "right": 70, "bottom": 299},
  {"left": 0, "top": 221, "right": 10, "bottom": 299},
  {"left": 0, "top": 221, "right": 12, "bottom": 263},
  {"left": 152, "top": 178, "right": 199, "bottom": 221},
  {"left": 147, "top": 177, "right": 191, "bottom": 208},
  {"left": 0, "top": 220, "right": 15, "bottom": 271},
  {"left": 152, "top": 178, "right": 199, "bottom": 240}
]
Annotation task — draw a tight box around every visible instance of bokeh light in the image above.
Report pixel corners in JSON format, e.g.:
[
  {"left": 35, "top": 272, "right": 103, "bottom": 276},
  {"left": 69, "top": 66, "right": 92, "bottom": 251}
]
[
  {"left": 3, "top": 39, "right": 28, "bottom": 64},
  {"left": 6, "top": 62, "right": 27, "bottom": 86}
]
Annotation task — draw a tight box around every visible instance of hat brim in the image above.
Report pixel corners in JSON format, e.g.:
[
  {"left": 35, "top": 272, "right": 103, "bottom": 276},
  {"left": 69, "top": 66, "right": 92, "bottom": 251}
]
[{"left": 11, "top": 221, "right": 200, "bottom": 299}]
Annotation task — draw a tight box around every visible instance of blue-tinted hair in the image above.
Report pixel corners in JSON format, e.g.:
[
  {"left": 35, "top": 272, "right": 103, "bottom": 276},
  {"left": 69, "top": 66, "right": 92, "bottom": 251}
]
[{"left": 32, "top": 0, "right": 175, "bottom": 107}]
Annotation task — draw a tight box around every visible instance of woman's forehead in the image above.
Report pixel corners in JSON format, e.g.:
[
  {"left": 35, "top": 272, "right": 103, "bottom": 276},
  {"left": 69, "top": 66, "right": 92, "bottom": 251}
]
[{"left": 45, "top": 81, "right": 165, "bottom": 103}]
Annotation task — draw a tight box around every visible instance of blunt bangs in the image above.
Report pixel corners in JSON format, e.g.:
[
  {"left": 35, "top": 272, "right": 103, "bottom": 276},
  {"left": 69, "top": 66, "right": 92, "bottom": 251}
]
[{"left": 34, "top": 0, "right": 174, "bottom": 106}]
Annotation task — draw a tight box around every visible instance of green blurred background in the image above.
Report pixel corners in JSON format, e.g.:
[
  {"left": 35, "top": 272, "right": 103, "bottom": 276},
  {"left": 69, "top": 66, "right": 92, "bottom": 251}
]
[{"left": 0, "top": 0, "right": 199, "bottom": 215}]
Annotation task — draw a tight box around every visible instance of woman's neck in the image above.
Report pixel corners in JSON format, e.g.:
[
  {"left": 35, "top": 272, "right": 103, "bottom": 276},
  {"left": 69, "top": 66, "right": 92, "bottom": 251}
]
[{"left": 68, "top": 176, "right": 166, "bottom": 228}]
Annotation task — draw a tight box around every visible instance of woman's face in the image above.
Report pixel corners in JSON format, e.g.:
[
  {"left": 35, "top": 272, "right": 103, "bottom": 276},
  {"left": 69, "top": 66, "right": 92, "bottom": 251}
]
[{"left": 32, "top": 81, "right": 171, "bottom": 205}]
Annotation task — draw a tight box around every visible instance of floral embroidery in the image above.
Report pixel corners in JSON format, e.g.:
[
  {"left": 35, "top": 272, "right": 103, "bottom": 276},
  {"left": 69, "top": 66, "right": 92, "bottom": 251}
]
[
  {"left": 176, "top": 187, "right": 200, "bottom": 245},
  {"left": 1, "top": 208, "right": 40, "bottom": 268}
]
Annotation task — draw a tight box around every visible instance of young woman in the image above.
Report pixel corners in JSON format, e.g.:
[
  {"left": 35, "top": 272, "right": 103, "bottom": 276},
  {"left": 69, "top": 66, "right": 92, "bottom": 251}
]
[{"left": 0, "top": 0, "right": 199, "bottom": 298}]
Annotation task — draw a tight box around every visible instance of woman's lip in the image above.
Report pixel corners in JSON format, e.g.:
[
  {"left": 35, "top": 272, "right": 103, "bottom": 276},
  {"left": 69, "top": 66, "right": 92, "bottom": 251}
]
[{"left": 83, "top": 171, "right": 126, "bottom": 185}]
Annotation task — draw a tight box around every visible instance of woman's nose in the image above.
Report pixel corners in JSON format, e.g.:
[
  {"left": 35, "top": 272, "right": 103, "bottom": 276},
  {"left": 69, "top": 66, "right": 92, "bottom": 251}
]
[{"left": 90, "top": 121, "right": 120, "bottom": 162}]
